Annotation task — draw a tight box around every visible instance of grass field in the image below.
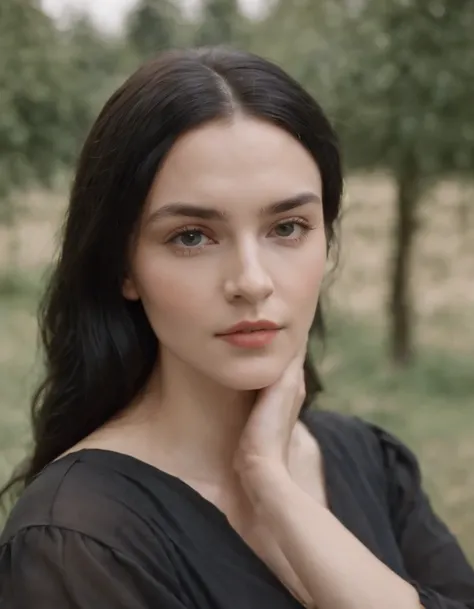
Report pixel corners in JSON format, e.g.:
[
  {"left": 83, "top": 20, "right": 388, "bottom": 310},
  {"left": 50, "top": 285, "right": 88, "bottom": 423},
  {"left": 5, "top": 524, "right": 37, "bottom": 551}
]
[{"left": 1, "top": 174, "right": 473, "bottom": 561}]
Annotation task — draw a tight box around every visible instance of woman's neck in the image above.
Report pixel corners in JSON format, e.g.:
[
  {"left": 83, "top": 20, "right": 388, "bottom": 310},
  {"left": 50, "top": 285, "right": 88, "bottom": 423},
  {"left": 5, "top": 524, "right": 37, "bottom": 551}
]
[{"left": 121, "top": 349, "right": 258, "bottom": 485}]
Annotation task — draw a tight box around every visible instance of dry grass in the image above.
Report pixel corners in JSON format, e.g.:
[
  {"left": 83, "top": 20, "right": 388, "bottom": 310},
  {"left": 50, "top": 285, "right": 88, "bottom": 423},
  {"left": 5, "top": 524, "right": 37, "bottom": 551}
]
[{"left": 329, "top": 174, "right": 474, "bottom": 353}]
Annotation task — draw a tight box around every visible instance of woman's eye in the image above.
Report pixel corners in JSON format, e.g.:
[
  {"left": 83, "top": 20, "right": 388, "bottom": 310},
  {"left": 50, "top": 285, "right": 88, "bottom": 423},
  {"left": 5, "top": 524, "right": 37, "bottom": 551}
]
[
  {"left": 171, "top": 230, "right": 209, "bottom": 248},
  {"left": 273, "top": 222, "right": 304, "bottom": 238}
]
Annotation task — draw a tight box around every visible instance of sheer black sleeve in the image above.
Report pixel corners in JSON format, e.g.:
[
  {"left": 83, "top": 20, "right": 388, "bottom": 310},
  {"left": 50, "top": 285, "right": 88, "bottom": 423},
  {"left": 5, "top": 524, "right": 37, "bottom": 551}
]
[
  {"left": 373, "top": 424, "right": 474, "bottom": 609},
  {"left": 0, "top": 525, "right": 187, "bottom": 609}
]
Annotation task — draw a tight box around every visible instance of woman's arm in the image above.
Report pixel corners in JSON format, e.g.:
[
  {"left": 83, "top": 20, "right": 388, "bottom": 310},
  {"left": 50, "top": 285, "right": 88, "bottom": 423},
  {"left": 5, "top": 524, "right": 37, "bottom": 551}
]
[
  {"left": 246, "top": 463, "right": 421, "bottom": 609},
  {"left": 235, "top": 350, "right": 473, "bottom": 609},
  {"left": 234, "top": 348, "right": 418, "bottom": 609}
]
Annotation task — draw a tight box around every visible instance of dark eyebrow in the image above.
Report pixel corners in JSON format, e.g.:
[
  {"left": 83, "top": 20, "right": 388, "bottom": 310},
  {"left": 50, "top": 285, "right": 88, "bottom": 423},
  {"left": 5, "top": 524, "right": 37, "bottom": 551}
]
[
  {"left": 262, "top": 192, "right": 321, "bottom": 216},
  {"left": 146, "top": 191, "right": 321, "bottom": 225}
]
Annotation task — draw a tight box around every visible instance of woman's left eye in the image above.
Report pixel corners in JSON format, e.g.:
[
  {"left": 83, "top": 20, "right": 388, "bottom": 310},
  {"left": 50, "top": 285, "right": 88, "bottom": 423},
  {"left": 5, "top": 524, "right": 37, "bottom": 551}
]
[{"left": 271, "top": 221, "right": 308, "bottom": 239}]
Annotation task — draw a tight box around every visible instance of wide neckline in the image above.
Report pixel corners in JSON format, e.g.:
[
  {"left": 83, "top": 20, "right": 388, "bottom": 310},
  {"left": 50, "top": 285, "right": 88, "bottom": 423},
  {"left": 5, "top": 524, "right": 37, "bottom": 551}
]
[
  {"left": 47, "top": 416, "right": 340, "bottom": 608},
  {"left": 48, "top": 413, "right": 338, "bottom": 523}
]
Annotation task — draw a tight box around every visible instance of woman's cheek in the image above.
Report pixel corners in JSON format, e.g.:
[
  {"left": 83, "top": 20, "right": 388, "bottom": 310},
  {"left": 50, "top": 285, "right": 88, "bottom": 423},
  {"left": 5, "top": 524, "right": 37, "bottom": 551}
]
[{"left": 138, "top": 263, "right": 212, "bottom": 325}]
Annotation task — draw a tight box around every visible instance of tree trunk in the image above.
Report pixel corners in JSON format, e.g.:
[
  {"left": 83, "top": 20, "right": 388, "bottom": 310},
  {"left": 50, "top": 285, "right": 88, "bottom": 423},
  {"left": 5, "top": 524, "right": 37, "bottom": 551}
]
[
  {"left": 389, "top": 155, "right": 421, "bottom": 366},
  {"left": 457, "top": 195, "right": 470, "bottom": 240}
]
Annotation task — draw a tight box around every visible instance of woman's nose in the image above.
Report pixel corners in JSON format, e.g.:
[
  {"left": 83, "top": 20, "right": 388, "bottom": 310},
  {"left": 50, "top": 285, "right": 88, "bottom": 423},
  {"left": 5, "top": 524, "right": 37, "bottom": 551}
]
[{"left": 223, "top": 245, "right": 274, "bottom": 304}]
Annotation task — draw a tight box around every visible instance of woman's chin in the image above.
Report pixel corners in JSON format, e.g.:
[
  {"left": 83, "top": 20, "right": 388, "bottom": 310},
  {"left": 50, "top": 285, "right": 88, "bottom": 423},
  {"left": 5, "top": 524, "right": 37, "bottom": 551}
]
[{"left": 214, "top": 362, "right": 288, "bottom": 391}]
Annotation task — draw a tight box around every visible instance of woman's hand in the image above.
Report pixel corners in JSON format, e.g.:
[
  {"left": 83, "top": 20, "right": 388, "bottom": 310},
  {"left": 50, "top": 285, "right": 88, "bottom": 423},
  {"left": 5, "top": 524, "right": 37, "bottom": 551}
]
[
  {"left": 233, "top": 342, "right": 307, "bottom": 487},
  {"left": 233, "top": 341, "right": 422, "bottom": 609}
]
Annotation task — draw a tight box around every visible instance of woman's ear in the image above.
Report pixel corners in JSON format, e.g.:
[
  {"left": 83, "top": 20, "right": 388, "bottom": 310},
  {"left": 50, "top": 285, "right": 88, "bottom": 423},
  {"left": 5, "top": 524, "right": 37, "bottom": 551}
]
[{"left": 122, "top": 275, "right": 140, "bottom": 301}]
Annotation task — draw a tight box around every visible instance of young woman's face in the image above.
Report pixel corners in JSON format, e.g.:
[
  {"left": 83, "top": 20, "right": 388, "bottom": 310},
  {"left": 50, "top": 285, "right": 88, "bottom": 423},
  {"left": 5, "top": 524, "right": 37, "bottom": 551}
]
[{"left": 124, "top": 116, "right": 326, "bottom": 390}]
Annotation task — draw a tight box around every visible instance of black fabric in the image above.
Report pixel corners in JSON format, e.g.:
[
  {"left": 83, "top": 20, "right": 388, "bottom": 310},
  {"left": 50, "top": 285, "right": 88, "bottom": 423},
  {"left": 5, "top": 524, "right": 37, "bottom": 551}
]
[{"left": 1, "top": 409, "right": 473, "bottom": 609}]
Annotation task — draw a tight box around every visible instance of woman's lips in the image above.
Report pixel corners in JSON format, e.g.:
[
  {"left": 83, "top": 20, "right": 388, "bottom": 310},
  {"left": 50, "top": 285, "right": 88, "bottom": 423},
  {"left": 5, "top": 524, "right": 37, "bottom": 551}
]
[{"left": 217, "top": 328, "right": 280, "bottom": 348}]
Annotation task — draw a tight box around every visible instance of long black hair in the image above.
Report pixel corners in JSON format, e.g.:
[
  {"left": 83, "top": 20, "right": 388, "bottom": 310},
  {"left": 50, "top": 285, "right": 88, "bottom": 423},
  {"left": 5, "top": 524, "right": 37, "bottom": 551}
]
[{"left": 1, "top": 47, "right": 343, "bottom": 504}]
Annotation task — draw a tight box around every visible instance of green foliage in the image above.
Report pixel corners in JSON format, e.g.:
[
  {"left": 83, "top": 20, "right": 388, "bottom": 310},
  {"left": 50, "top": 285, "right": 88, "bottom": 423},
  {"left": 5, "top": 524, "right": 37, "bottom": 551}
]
[
  {"left": 63, "top": 15, "right": 132, "bottom": 148},
  {"left": 329, "top": 1, "right": 474, "bottom": 362},
  {"left": 0, "top": 269, "right": 41, "bottom": 298},
  {"left": 127, "top": 0, "right": 184, "bottom": 61},
  {"left": 248, "top": 0, "right": 343, "bottom": 111},
  {"left": 333, "top": 0, "right": 474, "bottom": 178},
  {"left": 0, "top": 1, "right": 130, "bottom": 236},
  {"left": 254, "top": 0, "right": 474, "bottom": 178},
  {"left": 194, "top": 0, "right": 248, "bottom": 47},
  {"left": 0, "top": 0, "right": 72, "bottom": 200}
]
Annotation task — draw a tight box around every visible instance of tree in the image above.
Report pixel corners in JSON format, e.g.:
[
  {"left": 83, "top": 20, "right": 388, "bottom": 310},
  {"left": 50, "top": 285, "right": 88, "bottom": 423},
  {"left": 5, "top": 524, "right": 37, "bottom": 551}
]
[
  {"left": 334, "top": 0, "right": 474, "bottom": 364},
  {"left": 64, "top": 15, "right": 131, "bottom": 144},
  {"left": 248, "top": 0, "right": 349, "bottom": 131},
  {"left": 0, "top": 1, "right": 128, "bottom": 270},
  {"left": 127, "top": 0, "right": 182, "bottom": 61},
  {"left": 0, "top": 0, "right": 75, "bottom": 266},
  {"left": 194, "top": 0, "right": 248, "bottom": 48},
  {"left": 0, "top": 1, "right": 65, "bottom": 191}
]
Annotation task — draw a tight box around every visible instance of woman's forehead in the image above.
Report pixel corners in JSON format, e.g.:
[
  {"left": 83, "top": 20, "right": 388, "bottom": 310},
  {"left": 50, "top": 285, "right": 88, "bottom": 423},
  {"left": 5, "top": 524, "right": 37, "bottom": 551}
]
[{"left": 146, "top": 116, "right": 322, "bottom": 213}]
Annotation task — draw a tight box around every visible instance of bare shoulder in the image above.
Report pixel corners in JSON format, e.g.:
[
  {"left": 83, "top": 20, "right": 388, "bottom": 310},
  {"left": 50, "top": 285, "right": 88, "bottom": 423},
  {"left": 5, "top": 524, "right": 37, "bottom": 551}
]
[{"left": 54, "top": 408, "right": 155, "bottom": 464}]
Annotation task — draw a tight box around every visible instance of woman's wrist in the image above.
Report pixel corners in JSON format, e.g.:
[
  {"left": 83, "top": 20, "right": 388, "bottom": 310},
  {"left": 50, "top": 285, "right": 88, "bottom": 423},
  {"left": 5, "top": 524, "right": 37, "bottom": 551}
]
[{"left": 237, "top": 458, "right": 309, "bottom": 514}]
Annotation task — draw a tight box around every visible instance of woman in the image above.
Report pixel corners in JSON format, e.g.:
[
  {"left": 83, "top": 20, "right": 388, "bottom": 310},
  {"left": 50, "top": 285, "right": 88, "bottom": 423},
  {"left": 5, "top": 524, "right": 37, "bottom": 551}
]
[{"left": 0, "top": 47, "right": 473, "bottom": 609}]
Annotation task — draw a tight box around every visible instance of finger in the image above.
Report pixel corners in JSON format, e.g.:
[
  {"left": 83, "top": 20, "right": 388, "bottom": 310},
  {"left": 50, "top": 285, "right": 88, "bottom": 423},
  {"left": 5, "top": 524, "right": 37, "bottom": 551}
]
[
  {"left": 258, "top": 338, "right": 308, "bottom": 399},
  {"left": 280, "top": 359, "right": 302, "bottom": 390},
  {"left": 283, "top": 339, "right": 308, "bottom": 382},
  {"left": 258, "top": 363, "right": 299, "bottom": 403}
]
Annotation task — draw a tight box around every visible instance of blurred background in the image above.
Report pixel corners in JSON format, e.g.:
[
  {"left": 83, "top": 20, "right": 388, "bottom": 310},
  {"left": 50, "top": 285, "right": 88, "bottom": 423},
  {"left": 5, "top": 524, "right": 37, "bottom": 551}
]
[{"left": 1, "top": 0, "right": 473, "bottom": 558}]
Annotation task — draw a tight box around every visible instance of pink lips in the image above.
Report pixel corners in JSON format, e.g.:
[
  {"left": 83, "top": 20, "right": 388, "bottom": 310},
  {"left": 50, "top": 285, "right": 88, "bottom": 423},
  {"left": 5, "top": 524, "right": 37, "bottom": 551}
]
[{"left": 216, "top": 320, "right": 281, "bottom": 349}]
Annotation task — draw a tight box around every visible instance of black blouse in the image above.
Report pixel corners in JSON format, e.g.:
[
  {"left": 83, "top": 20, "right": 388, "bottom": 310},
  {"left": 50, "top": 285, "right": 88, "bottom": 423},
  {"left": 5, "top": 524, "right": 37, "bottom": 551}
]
[{"left": 1, "top": 410, "right": 474, "bottom": 609}]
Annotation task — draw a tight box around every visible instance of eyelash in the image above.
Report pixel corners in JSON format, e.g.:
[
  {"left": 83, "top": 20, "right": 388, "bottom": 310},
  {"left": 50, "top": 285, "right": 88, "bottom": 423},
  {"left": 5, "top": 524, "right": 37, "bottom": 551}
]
[{"left": 166, "top": 218, "right": 316, "bottom": 256}]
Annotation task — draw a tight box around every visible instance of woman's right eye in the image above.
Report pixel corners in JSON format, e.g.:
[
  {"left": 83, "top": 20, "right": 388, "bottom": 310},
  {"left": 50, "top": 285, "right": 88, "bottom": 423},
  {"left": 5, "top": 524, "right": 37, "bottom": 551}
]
[{"left": 169, "top": 229, "right": 211, "bottom": 248}]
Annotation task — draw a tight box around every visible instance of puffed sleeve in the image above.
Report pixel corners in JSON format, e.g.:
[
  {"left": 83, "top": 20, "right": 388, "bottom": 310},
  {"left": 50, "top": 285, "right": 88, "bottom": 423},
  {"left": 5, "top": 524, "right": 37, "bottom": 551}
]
[
  {"left": 373, "top": 423, "right": 474, "bottom": 609},
  {"left": 0, "top": 525, "right": 187, "bottom": 609}
]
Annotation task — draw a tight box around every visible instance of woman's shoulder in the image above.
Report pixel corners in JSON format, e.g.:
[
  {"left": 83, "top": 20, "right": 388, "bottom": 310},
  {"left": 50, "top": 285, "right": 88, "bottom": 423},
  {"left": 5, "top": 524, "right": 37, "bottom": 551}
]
[
  {"left": 302, "top": 408, "right": 422, "bottom": 493},
  {"left": 304, "top": 408, "right": 415, "bottom": 455},
  {"left": 0, "top": 449, "right": 175, "bottom": 554},
  {"left": 0, "top": 451, "right": 188, "bottom": 608},
  {"left": 303, "top": 408, "right": 431, "bottom": 544}
]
